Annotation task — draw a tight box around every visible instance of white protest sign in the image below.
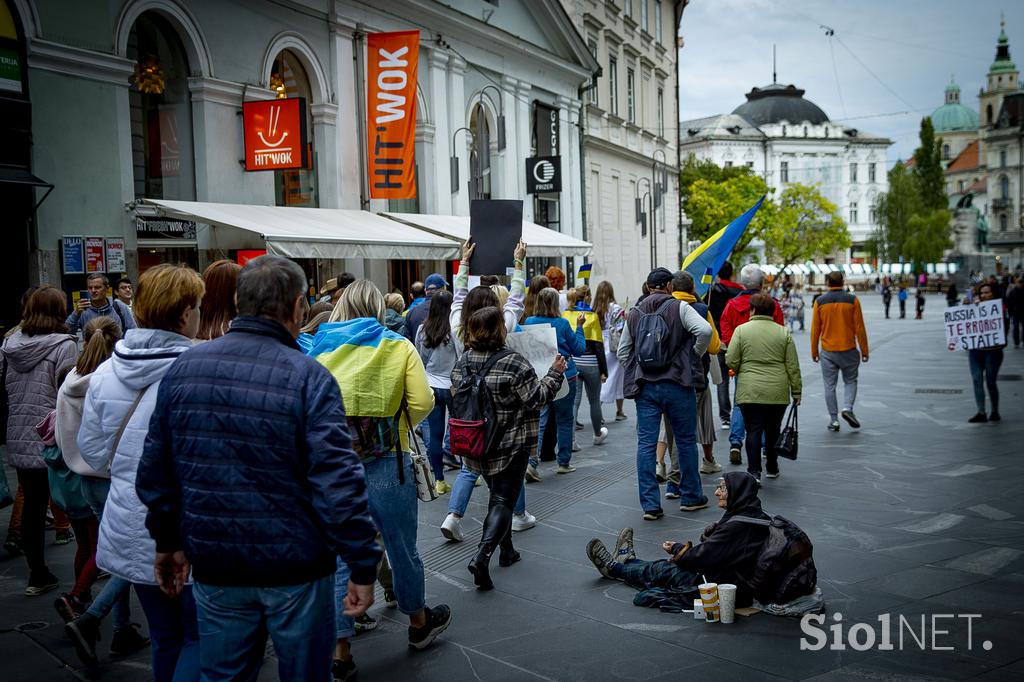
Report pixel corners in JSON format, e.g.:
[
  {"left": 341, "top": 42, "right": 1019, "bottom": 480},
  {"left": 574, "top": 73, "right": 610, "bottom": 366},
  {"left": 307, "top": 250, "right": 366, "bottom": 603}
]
[
  {"left": 468, "top": 275, "right": 481, "bottom": 290},
  {"left": 943, "top": 300, "right": 1005, "bottom": 351},
  {"left": 506, "top": 324, "right": 569, "bottom": 399}
]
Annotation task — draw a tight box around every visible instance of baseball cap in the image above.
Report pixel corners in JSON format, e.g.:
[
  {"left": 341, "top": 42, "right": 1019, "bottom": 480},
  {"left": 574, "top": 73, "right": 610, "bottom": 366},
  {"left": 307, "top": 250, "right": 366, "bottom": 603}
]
[
  {"left": 646, "top": 267, "right": 674, "bottom": 289},
  {"left": 424, "top": 273, "right": 448, "bottom": 291}
]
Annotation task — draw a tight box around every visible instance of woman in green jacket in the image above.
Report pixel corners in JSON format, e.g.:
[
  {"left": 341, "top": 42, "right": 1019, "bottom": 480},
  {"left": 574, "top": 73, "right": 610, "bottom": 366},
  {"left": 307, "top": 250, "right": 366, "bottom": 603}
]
[{"left": 725, "top": 294, "right": 802, "bottom": 483}]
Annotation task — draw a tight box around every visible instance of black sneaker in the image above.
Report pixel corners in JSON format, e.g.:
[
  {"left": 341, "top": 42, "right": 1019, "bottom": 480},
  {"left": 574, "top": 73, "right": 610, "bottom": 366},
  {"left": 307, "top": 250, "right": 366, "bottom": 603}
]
[
  {"left": 332, "top": 657, "right": 357, "bottom": 681},
  {"left": 408, "top": 605, "right": 452, "bottom": 651},
  {"left": 841, "top": 410, "right": 861, "bottom": 429},
  {"left": 354, "top": 613, "right": 377, "bottom": 633},
  {"left": 54, "top": 593, "right": 88, "bottom": 623},
  {"left": 3, "top": 535, "right": 23, "bottom": 556},
  {"left": 989, "top": 411, "right": 1001, "bottom": 422},
  {"left": 25, "top": 570, "right": 60, "bottom": 596},
  {"left": 968, "top": 411, "right": 988, "bottom": 423},
  {"left": 642, "top": 509, "right": 664, "bottom": 521},
  {"left": 729, "top": 446, "right": 742, "bottom": 465},
  {"left": 66, "top": 614, "right": 101, "bottom": 665},
  {"left": 383, "top": 588, "right": 398, "bottom": 608},
  {"left": 110, "top": 623, "right": 150, "bottom": 657},
  {"left": 679, "top": 496, "right": 709, "bottom": 512}
]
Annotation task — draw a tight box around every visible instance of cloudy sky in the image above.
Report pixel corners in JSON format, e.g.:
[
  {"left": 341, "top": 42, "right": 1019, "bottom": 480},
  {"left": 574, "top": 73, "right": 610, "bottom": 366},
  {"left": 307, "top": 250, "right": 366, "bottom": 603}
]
[{"left": 678, "top": 0, "right": 1024, "bottom": 164}]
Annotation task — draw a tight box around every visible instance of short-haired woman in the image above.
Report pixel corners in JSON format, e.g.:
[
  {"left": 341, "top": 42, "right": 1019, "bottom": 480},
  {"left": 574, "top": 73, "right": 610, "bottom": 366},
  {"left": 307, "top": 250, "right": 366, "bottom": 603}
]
[
  {"left": 303, "top": 279, "right": 450, "bottom": 676},
  {"left": 523, "top": 288, "right": 586, "bottom": 477},
  {"left": 78, "top": 264, "right": 204, "bottom": 681},
  {"left": 451, "top": 307, "right": 566, "bottom": 590},
  {"left": 2, "top": 286, "right": 79, "bottom": 595},
  {"left": 725, "top": 294, "right": 802, "bottom": 484}
]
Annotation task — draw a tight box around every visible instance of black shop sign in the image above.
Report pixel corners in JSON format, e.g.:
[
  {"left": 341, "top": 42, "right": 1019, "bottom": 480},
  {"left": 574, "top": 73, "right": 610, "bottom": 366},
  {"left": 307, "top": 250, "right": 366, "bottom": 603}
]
[{"left": 525, "top": 155, "right": 561, "bottom": 194}]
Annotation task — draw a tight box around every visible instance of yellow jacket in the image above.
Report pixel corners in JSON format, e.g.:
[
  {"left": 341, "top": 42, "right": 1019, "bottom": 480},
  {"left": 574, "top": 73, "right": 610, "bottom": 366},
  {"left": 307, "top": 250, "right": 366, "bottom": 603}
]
[{"left": 673, "top": 291, "right": 721, "bottom": 355}]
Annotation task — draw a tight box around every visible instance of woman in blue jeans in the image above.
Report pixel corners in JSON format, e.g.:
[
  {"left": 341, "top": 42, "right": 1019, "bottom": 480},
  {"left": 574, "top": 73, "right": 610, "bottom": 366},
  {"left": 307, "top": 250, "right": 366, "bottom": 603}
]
[
  {"left": 415, "top": 291, "right": 458, "bottom": 493},
  {"left": 307, "top": 280, "right": 451, "bottom": 679},
  {"left": 523, "top": 288, "right": 586, "bottom": 477},
  {"left": 967, "top": 282, "right": 1005, "bottom": 423}
]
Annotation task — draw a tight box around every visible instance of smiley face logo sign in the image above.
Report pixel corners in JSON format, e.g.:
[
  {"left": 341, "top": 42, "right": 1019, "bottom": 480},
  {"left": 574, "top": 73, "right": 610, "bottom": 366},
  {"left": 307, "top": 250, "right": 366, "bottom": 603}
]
[
  {"left": 525, "top": 155, "right": 561, "bottom": 194},
  {"left": 242, "top": 98, "right": 309, "bottom": 171}
]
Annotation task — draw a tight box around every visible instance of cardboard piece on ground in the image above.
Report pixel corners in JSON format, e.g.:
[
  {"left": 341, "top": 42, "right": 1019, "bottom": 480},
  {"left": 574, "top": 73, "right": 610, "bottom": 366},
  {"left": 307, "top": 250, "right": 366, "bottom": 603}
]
[
  {"left": 506, "top": 324, "right": 569, "bottom": 399},
  {"left": 469, "top": 199, "right": 522, "bottom": 276},
  {"left": 734, "top": 607, "right": 759, "bottom": 617}
]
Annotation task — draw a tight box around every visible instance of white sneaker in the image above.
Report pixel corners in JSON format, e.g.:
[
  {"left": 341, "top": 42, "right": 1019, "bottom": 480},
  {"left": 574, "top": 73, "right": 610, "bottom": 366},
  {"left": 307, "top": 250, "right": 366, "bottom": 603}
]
[
  {"left": 572, "top": 439, "right": 581, "bottom": 452},
  {"left": 525, "top": 464, "right": 541, "bottom": 482},
  {"left": 700, "top": 458, "right": 722, "bottom": 474},
  {"left": 440, "top": 513, "right": 464, "bottom": 542},
  {"left": 593, "top": 427, "right": 608, "bottom": 445},
  {"left": 512, "top": 511, "right": 537, "bottom": 532}
]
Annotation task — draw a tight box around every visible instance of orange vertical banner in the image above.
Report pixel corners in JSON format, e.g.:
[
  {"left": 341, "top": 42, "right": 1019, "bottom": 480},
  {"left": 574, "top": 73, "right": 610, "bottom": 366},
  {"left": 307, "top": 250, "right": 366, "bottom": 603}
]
[{"left": 367, "top": 30, "right": 419, "bottom": 199}]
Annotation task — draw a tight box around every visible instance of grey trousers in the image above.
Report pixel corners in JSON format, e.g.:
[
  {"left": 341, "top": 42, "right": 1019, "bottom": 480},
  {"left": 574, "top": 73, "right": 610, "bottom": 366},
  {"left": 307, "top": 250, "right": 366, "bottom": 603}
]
[{"left": 820, "top": 349, "right": 860, "bottom": 419}]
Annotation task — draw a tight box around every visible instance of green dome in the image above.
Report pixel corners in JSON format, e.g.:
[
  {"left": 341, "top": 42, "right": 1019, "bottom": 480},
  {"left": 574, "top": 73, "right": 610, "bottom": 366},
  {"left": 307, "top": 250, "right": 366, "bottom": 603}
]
[{"left": 931, "top": 103, "right": 979, "bottom": 132}]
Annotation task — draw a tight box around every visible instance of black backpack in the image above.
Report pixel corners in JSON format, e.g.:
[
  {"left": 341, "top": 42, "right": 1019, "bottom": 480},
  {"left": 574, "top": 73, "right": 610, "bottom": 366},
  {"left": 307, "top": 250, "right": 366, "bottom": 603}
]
[
  {"left": 448, "top": 349, "right": 512, "bottom": 459},
  {"left": 634, "top": 298, "right": 677, "bottom": 371},
  {"left": 731, "top": 514, "right": 817, "bottom": 605}
]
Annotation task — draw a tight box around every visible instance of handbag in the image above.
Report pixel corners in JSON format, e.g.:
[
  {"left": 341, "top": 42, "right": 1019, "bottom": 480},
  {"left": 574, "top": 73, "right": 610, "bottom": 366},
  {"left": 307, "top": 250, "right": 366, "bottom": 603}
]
[
  {"left": 775, "top": 402, "right": 799, "bottom": 461},
  {"left": 401, "top": 402, "right": 437, "bottom": 502}
]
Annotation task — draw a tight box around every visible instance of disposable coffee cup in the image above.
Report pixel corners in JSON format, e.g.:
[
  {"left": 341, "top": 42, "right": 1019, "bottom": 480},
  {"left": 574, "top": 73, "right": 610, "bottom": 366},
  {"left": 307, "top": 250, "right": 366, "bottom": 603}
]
[
  {"left": 718, "top": 583, "right": 737, "bottom": 624},
  {"left": 699, "top": 582, "right": 720, "bottom": 623},
  {"left": 693, "top": 598, "right": 705, "bottom": 620}
]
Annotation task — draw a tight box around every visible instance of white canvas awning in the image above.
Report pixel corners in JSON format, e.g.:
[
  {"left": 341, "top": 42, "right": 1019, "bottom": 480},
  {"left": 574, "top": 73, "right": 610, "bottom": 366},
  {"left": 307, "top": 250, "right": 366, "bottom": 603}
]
[
  {"left": 383, "top": 212, "right": 593, "bottom": 258},
  {"left": 140, "top": 200, "right": 461, "bottom": 260}
]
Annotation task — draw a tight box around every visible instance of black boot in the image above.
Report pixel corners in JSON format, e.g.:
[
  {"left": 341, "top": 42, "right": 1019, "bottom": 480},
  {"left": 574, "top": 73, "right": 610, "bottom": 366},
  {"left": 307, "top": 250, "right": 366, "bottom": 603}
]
[
  {"left": 498, "top": 527, "right": 520, "bottom": 567},
  {"left": 468, "top": 494, "right": 515, "bottom": 590}
]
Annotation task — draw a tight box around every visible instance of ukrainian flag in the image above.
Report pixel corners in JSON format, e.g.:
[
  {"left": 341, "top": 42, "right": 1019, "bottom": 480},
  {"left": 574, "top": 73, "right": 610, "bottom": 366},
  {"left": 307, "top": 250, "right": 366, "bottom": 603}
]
[
  {"left": 682, "top": 195, "right": 766, "bottom": 297},
  {"left": 561, "top": 309, "right": 603, "bottom": 342},
  {"left": 577, "top": 263, "right": 593, "bottom": 280}
]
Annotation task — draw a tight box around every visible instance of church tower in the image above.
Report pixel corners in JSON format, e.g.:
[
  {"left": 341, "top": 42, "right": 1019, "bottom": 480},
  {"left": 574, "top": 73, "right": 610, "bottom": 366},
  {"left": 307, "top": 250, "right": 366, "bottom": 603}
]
[{"left": 980, "top": 15, "right": 1020, "bottom": 129}]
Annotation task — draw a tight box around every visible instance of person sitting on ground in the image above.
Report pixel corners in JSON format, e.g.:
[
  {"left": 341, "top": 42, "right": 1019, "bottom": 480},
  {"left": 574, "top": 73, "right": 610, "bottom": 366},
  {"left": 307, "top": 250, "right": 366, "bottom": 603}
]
[{"left": 586, "top": 472, "right": 773, "bottom": 610}]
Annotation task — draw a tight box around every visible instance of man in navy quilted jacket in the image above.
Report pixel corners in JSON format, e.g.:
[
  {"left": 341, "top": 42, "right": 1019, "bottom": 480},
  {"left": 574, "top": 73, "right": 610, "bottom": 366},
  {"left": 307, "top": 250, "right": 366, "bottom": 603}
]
[{"left": 136, "top": 255, "right": 381, "bottom": 682}]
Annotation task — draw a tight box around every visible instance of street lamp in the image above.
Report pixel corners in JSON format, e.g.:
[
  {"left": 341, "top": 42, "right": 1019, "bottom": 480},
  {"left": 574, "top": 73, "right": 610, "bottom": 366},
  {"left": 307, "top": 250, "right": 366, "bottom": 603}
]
[
  {"left": 636, "top": 178, "right": 655, "bottom": 270},
  {"left": 478, "top": 85, "right": 507, "bottom": 152},
  {"left": 450, "top": 127, "right": 475, "bottom": 195}
]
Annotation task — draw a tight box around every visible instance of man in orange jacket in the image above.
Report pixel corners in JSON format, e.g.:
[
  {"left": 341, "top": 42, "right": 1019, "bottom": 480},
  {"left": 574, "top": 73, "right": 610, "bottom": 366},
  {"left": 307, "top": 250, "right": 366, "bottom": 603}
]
[{"left": 811, "top": 271, "right": 870, "bottom": 431}]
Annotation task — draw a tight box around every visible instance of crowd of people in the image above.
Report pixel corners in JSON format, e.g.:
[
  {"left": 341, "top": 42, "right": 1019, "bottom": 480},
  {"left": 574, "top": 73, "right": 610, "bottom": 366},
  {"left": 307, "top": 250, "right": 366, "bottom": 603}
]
[{"left": 0, "top": 244, "right": 1017, "bottom": 680}]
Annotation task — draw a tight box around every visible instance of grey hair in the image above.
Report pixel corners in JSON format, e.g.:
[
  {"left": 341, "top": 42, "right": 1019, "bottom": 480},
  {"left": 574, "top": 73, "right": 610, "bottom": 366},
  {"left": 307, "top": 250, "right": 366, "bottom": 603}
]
[
  {"left": 86, "top": 273, "right": 109, "bottom": 286},
  {"left": 672, "top": 270, "right": 695, "bottom": 294},
  {"left": 738, "top": 263, "right": 764, "bottom": 290},
  {"left": 237, "top": 255, "right": 307, "bottom": 321},
  {"left": 330, "top": 279, "right": 386, "bottom": 323}
]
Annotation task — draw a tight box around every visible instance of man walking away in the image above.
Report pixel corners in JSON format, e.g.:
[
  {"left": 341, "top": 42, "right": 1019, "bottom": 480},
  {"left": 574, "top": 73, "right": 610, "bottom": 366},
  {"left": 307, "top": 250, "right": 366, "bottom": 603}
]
[
  {"left": 811, "top": 271, "right": 869, "bottom": 432},
  {"left": 882, "top": 281, "right": 892, "bottom": 318},
  {"left": 66, "top": 273, "right": 136, "bottom": 337},
  {"left": 1006, "top": 276, "right": 1022, "bottom": 348},
  {"left": 404, "top": 273, "right": 448, "bottom": 341},
  {"left": 136, "top": 255, "right": 382, "bottom": 682},
  {"left": 618, "top": 268, "right": 712, "bottom": 520},
  {"left": 707, "top": 261, "right": 744, "bottom": 429}
]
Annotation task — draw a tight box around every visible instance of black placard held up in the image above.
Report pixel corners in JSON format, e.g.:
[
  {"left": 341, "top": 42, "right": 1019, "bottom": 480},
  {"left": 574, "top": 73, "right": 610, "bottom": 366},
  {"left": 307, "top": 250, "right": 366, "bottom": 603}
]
[{"left": 469, "top": 200, "right": 523, "bottom": 276}]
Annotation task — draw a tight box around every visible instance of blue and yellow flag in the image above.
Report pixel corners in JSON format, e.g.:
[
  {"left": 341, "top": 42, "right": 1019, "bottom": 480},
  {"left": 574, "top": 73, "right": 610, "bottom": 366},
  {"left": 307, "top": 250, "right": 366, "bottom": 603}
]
[
  {"left": 561, "top": 309, "right": 602, "bottom": 342},
  {"left": 577, "top": 263, "right": 593, "bottom": 280},
  {"left": 682, "top": 195, "right": 765, "bottom": 297}
]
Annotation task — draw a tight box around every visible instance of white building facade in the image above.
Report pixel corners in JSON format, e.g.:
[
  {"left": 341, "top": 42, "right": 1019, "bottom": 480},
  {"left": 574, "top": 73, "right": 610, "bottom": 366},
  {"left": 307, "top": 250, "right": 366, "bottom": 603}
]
[
  {"left": 680, "top": 82, "right": 891, "bottom": 262},
  {"left": 560, "top": 0, "right": 683, "bottom": 298},
  {"left": 7, "top": 0, "right": 597, "bottom": 320}
]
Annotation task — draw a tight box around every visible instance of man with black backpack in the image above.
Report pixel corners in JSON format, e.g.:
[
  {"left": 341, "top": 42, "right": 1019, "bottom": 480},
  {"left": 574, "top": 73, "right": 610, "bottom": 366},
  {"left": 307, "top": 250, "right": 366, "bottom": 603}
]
[{"left": 617, "top": 267, "right": 713, "bottom": 520}]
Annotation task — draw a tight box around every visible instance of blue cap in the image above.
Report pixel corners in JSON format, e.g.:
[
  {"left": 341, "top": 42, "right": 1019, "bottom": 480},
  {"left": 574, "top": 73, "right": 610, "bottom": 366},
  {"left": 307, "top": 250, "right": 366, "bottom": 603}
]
[{"left": 425, "top": 273, "right": 448, "bottom": 291}]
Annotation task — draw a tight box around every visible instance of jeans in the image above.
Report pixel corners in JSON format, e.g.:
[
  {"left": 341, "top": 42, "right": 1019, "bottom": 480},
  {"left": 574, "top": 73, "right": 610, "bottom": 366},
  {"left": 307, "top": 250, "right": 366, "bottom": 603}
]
[
  {"left": 80, "top": 477, "right": 131, "bottom": 629},
  {"left": 729, "top": 397, "right": 745, "bottom": 448},
  {"left": 448, "top": 463, "right": 525, "bottom": 517},
  {"left": 739, "top": 403, "right": 786, "bottom": 476},
  {"left": 573, "top": 364, "right": 605, "bottom": 435},
  {"left": 334, "top": 453, "right": 424, "bottom": 639},
  {"left": 635, "top": 380, "right": 702, "bottom": 510},
  {"left": 715, "top": 354, "right": 731, "bottom": 422},
  {"left": 608, "top": 558, "right": 698, "bottom": 594},
  {"left": 426, "top": 388, "right": 452, "bottom": 481},
  {"left": 535, "top": 378, "right": 577, "bottom": 467},
  {"left": 968, "top": 348, "right": 1003, "bottom": 412},
  {"left": 14, "top": 467, "right": 49, "bottom": 577},
  {"left": 134, "top": 584, "right": 200, "bottom": 682},
  {"left": 194, "top": 576, "right": 333, "bottom": 682},
  {"left": 820, "top": 349, "right": 860, "bottom": 419}
]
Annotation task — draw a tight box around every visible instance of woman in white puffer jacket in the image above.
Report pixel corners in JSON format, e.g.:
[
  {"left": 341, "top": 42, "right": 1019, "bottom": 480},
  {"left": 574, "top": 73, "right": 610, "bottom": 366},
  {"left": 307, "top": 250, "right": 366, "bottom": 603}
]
[{"left": 77, "top": 264, "right": 205, "bottom": 682}]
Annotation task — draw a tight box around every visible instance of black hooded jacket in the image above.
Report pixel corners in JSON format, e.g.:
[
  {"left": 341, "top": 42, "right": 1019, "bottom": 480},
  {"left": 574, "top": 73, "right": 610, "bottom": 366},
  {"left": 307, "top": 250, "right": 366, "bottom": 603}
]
[{"left": 672, "top": 472, "right": 770, "bottom": 606}]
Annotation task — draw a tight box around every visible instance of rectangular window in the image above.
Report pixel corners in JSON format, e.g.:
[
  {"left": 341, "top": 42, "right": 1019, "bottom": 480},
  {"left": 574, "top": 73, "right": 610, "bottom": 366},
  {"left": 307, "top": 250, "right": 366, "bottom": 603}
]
[
  {"left": 624, "top": 0, "right": 633, "bottom": 18},
  {"left": 587, "top": 39, "right": 598, "bottom": 105},
  {"left": 724, "top": 161, "right": 733, "bottom": 168},
  {"left": 869, "top": 207, "right": 876, "bottom": 224},
  {"left": 627, "top": 68, "right": 635, "bottom": 122},
  {"left": 657, "top": 87, "right": 664, "bottom": 137},
  {"left": 1000, "top": 148, "right": 1007, "bottom": 168},
  {"left": 655, "top": 1, "right": 662, "bottom": 41},
  {"left": 780, "top": 161, "right": 789, "bottom": 182},
  {"left": 868, "top": 163, "right": 876, "bottom": 183},
  {"left": 850, "top": 162, "right": 858, "bottom": 183},
  {"left": 849, "top": 202, "right": 858, "bottom": 224},
  {"left": 609, "top": 56, "right": 618, "bottom": 115},
  {"left": 641, "top": 0, "right": 649, "bottom": 32}
]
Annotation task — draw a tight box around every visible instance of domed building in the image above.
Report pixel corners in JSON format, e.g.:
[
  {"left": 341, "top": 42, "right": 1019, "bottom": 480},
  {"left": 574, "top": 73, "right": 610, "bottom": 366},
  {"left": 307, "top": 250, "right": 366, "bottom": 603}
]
[
  {"left": 680, "top": 79, "right": 892, "bottom": 262},
  {"left": 931, "top": 77, "right": 979, "bottom": 166}
]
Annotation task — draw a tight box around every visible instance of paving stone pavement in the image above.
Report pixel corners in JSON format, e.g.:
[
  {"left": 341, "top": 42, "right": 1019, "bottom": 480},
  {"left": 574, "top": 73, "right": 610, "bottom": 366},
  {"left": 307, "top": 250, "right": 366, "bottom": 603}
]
[{"left": 1, "top": 293, "right": 1022, "bottom": 680}]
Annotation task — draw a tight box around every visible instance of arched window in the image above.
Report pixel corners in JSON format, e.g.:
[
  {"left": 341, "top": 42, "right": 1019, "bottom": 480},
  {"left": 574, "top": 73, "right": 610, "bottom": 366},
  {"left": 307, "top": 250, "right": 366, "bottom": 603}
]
[
  {"left": 269, "top": 49, "right": 317, "bottom": 207},
  {"left": 469, "top": 102, "right": 492, "bottom": 200},
  {"left": 1000, "top": 175, "right": 1009, "bottom": 200},
  {"left": 128, "top": 11, "right": 195, "bottom": 200}
]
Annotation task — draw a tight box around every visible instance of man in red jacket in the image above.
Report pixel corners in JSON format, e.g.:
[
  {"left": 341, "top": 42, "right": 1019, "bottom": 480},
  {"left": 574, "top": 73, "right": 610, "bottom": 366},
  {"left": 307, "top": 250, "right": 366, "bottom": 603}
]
[{"left": 718, "top": 264, "right": 785, "bottom": 464}]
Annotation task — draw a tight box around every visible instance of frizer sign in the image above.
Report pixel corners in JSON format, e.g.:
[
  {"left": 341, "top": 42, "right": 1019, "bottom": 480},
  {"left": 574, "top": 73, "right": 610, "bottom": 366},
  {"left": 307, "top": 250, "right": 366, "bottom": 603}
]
[
  {"left": 242, "top": 98, "right": 309, "bottom": 171},
  {"left": 367, "top": 31, "right": 419, "bottom": 199},
  {"left": 525, "top": 155, "right": 561, "bottom": 194}
]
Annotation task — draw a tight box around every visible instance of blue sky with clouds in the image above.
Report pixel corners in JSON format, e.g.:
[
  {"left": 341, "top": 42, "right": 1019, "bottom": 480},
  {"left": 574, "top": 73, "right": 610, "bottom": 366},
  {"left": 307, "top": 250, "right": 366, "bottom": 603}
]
[{"left": 678, "top": 0, "right": 1024, "bottom": 165}]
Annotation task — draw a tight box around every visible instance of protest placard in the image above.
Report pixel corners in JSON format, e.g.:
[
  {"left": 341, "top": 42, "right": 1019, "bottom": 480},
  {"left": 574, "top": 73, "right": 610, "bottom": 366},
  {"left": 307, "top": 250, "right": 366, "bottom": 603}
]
[
  {"left": 506, "top": 324, "right": 569, "bottom": 399},
  {"left": 943, "top": 300, "right": 1005, "bottom": 351},
  {"left": 469, "top": 199, "right": 522, "bottom": 275}
]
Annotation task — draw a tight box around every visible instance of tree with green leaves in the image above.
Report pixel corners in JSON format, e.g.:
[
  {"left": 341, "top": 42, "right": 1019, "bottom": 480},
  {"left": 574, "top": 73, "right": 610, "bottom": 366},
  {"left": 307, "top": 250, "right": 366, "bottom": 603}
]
[
  {"left": 763, "top": 183, "right": 849, "bottom": 269},
  {"left": 912, "top": 117, "right": 948, "bottom": 212}
]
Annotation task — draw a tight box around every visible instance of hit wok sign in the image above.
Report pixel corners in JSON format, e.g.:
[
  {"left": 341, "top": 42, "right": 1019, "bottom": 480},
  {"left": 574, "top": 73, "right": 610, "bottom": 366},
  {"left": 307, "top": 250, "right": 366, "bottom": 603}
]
[
  {"left": 943, "top": 300, "right": 1005, "bottom": 351},
  {"left": 242, "top": 98, "right": 309, "bottom": 171},
  {"left": 367, "top": 31, "right": 419, "bottom": 199}
]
